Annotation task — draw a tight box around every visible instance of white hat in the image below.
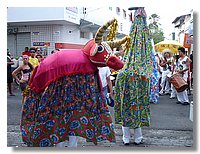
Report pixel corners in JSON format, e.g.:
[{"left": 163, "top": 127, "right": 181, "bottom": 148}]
[{"left": 162, "top": 49, "right": 173, "bottom": 56}]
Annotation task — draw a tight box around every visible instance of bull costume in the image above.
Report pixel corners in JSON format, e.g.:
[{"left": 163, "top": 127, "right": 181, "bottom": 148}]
[
  {"left": 20, "top": 19, "right": 129, "bottom": 147},
  {"left": 114, "top": 7, "right": 153, "bottom": 145}
]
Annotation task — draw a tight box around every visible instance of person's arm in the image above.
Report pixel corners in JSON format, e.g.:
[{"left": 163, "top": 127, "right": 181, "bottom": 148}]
[
  {"left": 106, "top": 75, "right": 113, "bottom": 98},
  {"left": 12, "top": 66, "right": 23, "bottom": 83},
  {"left": 159, "top": 57, "right": 167, "bottom": 67},
  {"left": 178, "top": 57, "right": 191, "bottom": 74},
  {"left": 7, "top": 57, "right": 14, "bottom": 65},
  {"left": 171, "top": 58, "right": 175, "bottom": 74},
  {"left": 7, "top": 61, "right": 14, "bottom": 65}
]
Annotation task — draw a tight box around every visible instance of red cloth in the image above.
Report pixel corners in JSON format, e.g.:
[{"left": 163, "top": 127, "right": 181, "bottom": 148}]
[
  {"left": 22, "top": 51, "right": 31, "bottom": 57},
  {"left": 29, "top": 49, "right": 97, "bottom": 93}
]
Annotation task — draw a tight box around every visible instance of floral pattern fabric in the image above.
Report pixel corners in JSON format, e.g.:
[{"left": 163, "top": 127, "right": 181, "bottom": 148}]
[
  {"left": 114, "top": 8, "right": 152, "bottom": 128},
  {"left": 149, "top": 47, "right": 160, "bottom": 104},
  {"left": 21, "top": 72, "right": 116, "bottom": 147}
]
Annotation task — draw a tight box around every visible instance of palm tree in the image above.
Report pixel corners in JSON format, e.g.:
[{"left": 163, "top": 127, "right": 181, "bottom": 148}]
[
  {"left": 148, "top": 13, "right": 160, "bottom": 31},
  {"left": 148, "top": 13, "right": 164, "bottom": 44}
]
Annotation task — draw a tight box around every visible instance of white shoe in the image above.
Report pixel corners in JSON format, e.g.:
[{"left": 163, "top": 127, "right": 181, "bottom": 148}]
[{"left": 159, "top": 92, "right": 164, "bottom": 96}]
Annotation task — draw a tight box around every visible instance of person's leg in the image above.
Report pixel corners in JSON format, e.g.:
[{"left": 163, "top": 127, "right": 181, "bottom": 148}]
[
  {"left": 134, "top": 127, "right": 143, "bottom": 144},
  {"left": 181, "top": 76, "right": 189, "bottom": 104},
  {"left": 56, "top": 136, "right": 79, "bottom": 148},
  {"left": 8, "top": 83, "right": 12, "bottom": 95},
  {"left": 67, "top": 136, "right": 78, "bottom": 147},
  {"left": 164, "top": 80, "right": 170, "bottom": 94},
  {"left": 182, "top": 90, "right": 189, "bottom": 105},
  {"left": 187, "top": 80, "right": 191, "bottom": 95},
  {"left": 102, "top": 86, "right": 108, "bottom": 104},
  {"left": 191, "top": 72, "right": 193, "bottom": 88},
  {"left": 55, "top": 141, "right": 66, "bottom": 147},
  {"left": 8, "top": 83, "right": 15, "bottom": 95},
  {"left": 122, "top": 126, "right": 130, "bottom": 144},
  {"left": 21, "top": 95, "right": 27, "bottom": 104},
  {"left": 170, "top": 84, "right": 176, "bottom": 98},
  {"left": 159, "top": 76, "right": 165, "bottom": 95},
  {"left": 176, "top": 91, "right": 185, "bottom": 104},
  {"left": 108, "top": 105, "right": 115, "bottom": 123}
]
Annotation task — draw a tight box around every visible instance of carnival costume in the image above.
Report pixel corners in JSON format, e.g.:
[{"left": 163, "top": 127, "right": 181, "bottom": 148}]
[
  {"left": 20, "top": 19, "right": 130, "bottom": 147},
  {"left": 114, "top": 8, "right": 153, "bottom": 144}
]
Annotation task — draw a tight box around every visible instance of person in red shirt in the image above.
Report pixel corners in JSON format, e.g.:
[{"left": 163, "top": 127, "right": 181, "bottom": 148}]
[{"left": 22, "top": 47, "right": 31, "bottom": 57}]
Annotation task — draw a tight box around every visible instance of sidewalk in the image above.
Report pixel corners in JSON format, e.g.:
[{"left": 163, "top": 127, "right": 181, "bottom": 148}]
[{"left": 7, "top": 125, "right": 193, "bottom": 148}]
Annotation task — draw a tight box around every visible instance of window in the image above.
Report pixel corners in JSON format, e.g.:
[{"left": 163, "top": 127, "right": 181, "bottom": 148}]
[
  {"left": 80, "top": 31, "right": 90, "bottom": 39},
  {"left": 116, "top": 7, "right": 120, "bottom": 15},
  {"left": 120, "top": 23, "right": 123, "bottom": 31},
  {"left": 109, "top": 7, "right": 112, "bottom": 11},
  {"left": 129, "top": 13, "right": 132, "bottom": 21},
  {"left": 80, "top": 31, "right": 85, "bottom": 38},
  {"left": 123, "top": 9, "right": 126, "bottom": 19}
]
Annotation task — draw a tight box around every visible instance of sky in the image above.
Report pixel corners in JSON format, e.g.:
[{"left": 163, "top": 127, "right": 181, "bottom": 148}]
[{"left": 125, "top": 0, "right": 195, "bottom": 39}]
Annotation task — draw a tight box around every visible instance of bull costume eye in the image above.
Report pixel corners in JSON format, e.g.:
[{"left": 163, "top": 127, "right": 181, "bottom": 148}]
[{"left": 97, "top": 45, "right": 104, "bottom": 53}]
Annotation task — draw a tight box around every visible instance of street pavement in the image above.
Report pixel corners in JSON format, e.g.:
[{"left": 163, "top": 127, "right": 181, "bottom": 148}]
[{"left": 7, "top": 84, "right": 194, "bottom": 149}]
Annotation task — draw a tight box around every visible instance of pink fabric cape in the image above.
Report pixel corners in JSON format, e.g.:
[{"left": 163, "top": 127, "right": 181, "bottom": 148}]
[{"left": 29, "top": 49, "right": 97, "bottom": 93}]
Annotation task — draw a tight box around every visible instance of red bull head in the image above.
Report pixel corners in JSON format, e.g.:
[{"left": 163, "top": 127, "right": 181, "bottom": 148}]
[{"left": 82, "top": 18, "right": 130, "bottom": 71}]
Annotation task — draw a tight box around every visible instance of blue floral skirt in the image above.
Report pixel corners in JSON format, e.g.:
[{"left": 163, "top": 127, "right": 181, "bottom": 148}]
[{"left": 21, "top": 72, "right": 116, "bottom": 147}]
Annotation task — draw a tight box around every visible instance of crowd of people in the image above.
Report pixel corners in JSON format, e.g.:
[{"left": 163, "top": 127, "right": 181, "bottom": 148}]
[
  {"left": 155, "top": 47, "right": 192, "bottom": 105},
  {"left": 7, "top": 47, "right": 59, "bottom": 100}
]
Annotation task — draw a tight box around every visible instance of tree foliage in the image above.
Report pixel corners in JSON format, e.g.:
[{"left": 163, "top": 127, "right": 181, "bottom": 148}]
[{"left": 148, "top": 13, "right": 164, "bottom": 44}]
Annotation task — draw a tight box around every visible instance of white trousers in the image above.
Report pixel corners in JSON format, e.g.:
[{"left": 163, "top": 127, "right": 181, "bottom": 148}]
[
  {"left": 174, "top": 75, "right": 189, "bottom": 103},
  {"left": 122, "top": 126, "right": 143, "bottom": 144},
  {"left": 170, "top": 84, "right": 176, "bottom": 98},
  {"left": 55, "top": 136, "right": 78, "bottom": 148},
  {"left": 177, "top": 90, "right": 189, "bottom": 103},
  {"left": 160, "top": 70, "right": 170, "bottom": 94}
]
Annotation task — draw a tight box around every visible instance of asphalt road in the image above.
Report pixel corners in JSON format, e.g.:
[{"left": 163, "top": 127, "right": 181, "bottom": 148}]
[{"left": 7, "top": 84, "right": 194, "bottom": 148}]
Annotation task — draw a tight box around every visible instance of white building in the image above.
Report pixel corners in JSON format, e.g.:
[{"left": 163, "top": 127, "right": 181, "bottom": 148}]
[
  {"left": 172, "top": 14, "right": 191, "bottom": 43},
  {"left": 172, "top": 10, "right": 194, "bottom": 55},
  {"left": 7, "top": 7, "right": 132, "bottom": 57}
]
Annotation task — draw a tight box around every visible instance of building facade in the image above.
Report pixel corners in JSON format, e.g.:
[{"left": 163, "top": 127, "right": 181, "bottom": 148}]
[
  {"left": 7, "top": 7, "right": 132, "bottom": 57},
  {"left": 172, "top": 10, "right": 193, "bottom": 54}
]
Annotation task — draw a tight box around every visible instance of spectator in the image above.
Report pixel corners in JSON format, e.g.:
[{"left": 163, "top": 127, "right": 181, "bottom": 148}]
[
  {"left": 98, "top": 66, "right": 115, "bottom": 122},
  {"left": 29, "top": 47, "right": 39, "bottom": 68},
  {"left": 7, "top": 51, "right": 15, "bottom": 96},
  {"left": 12, "top": 55, "right": 34, "bottom": 103},
  {"left": 170, "top": 54, "right": 179, "bottom": 99},
  {"left": 36, "top": 54, "right": 44, "bottom": 63},
  {"left": 22, "top": 47, "right": 31, "bottom": 57},
  {"left": 159, "top": 49, "right": 173, "bottom": 95},
  {"left": 36, "top": 48, "right": 42, "bottom": 55}
]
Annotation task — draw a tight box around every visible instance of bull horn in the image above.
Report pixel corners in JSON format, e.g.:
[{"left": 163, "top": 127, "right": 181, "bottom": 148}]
[
  {"left": 107, "top": 35, "right": 131, "bottom": 50},
  {"left": 94, "top": 18, "right": 118, "bottom": 44}
]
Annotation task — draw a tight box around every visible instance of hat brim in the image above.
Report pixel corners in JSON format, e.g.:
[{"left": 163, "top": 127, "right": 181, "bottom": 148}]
[{"left": 162, "top": 49, "right": 173, "bottom": 56}]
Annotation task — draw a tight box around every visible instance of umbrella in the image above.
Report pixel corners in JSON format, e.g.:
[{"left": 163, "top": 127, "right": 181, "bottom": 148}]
[{"left": 154, "top": 40, "right": 183, "bottom": 54}]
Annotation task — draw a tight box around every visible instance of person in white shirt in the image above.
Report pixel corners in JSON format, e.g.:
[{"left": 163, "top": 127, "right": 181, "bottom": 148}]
[
  {"left": 98, "top": 66, "right": 114, "bottom": 122},
  {"left": 172, "top": 47, "right": 191, "bottom": 105},
  {"left": 159, "top": 49, "right": 173, "bottom": 95}
]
